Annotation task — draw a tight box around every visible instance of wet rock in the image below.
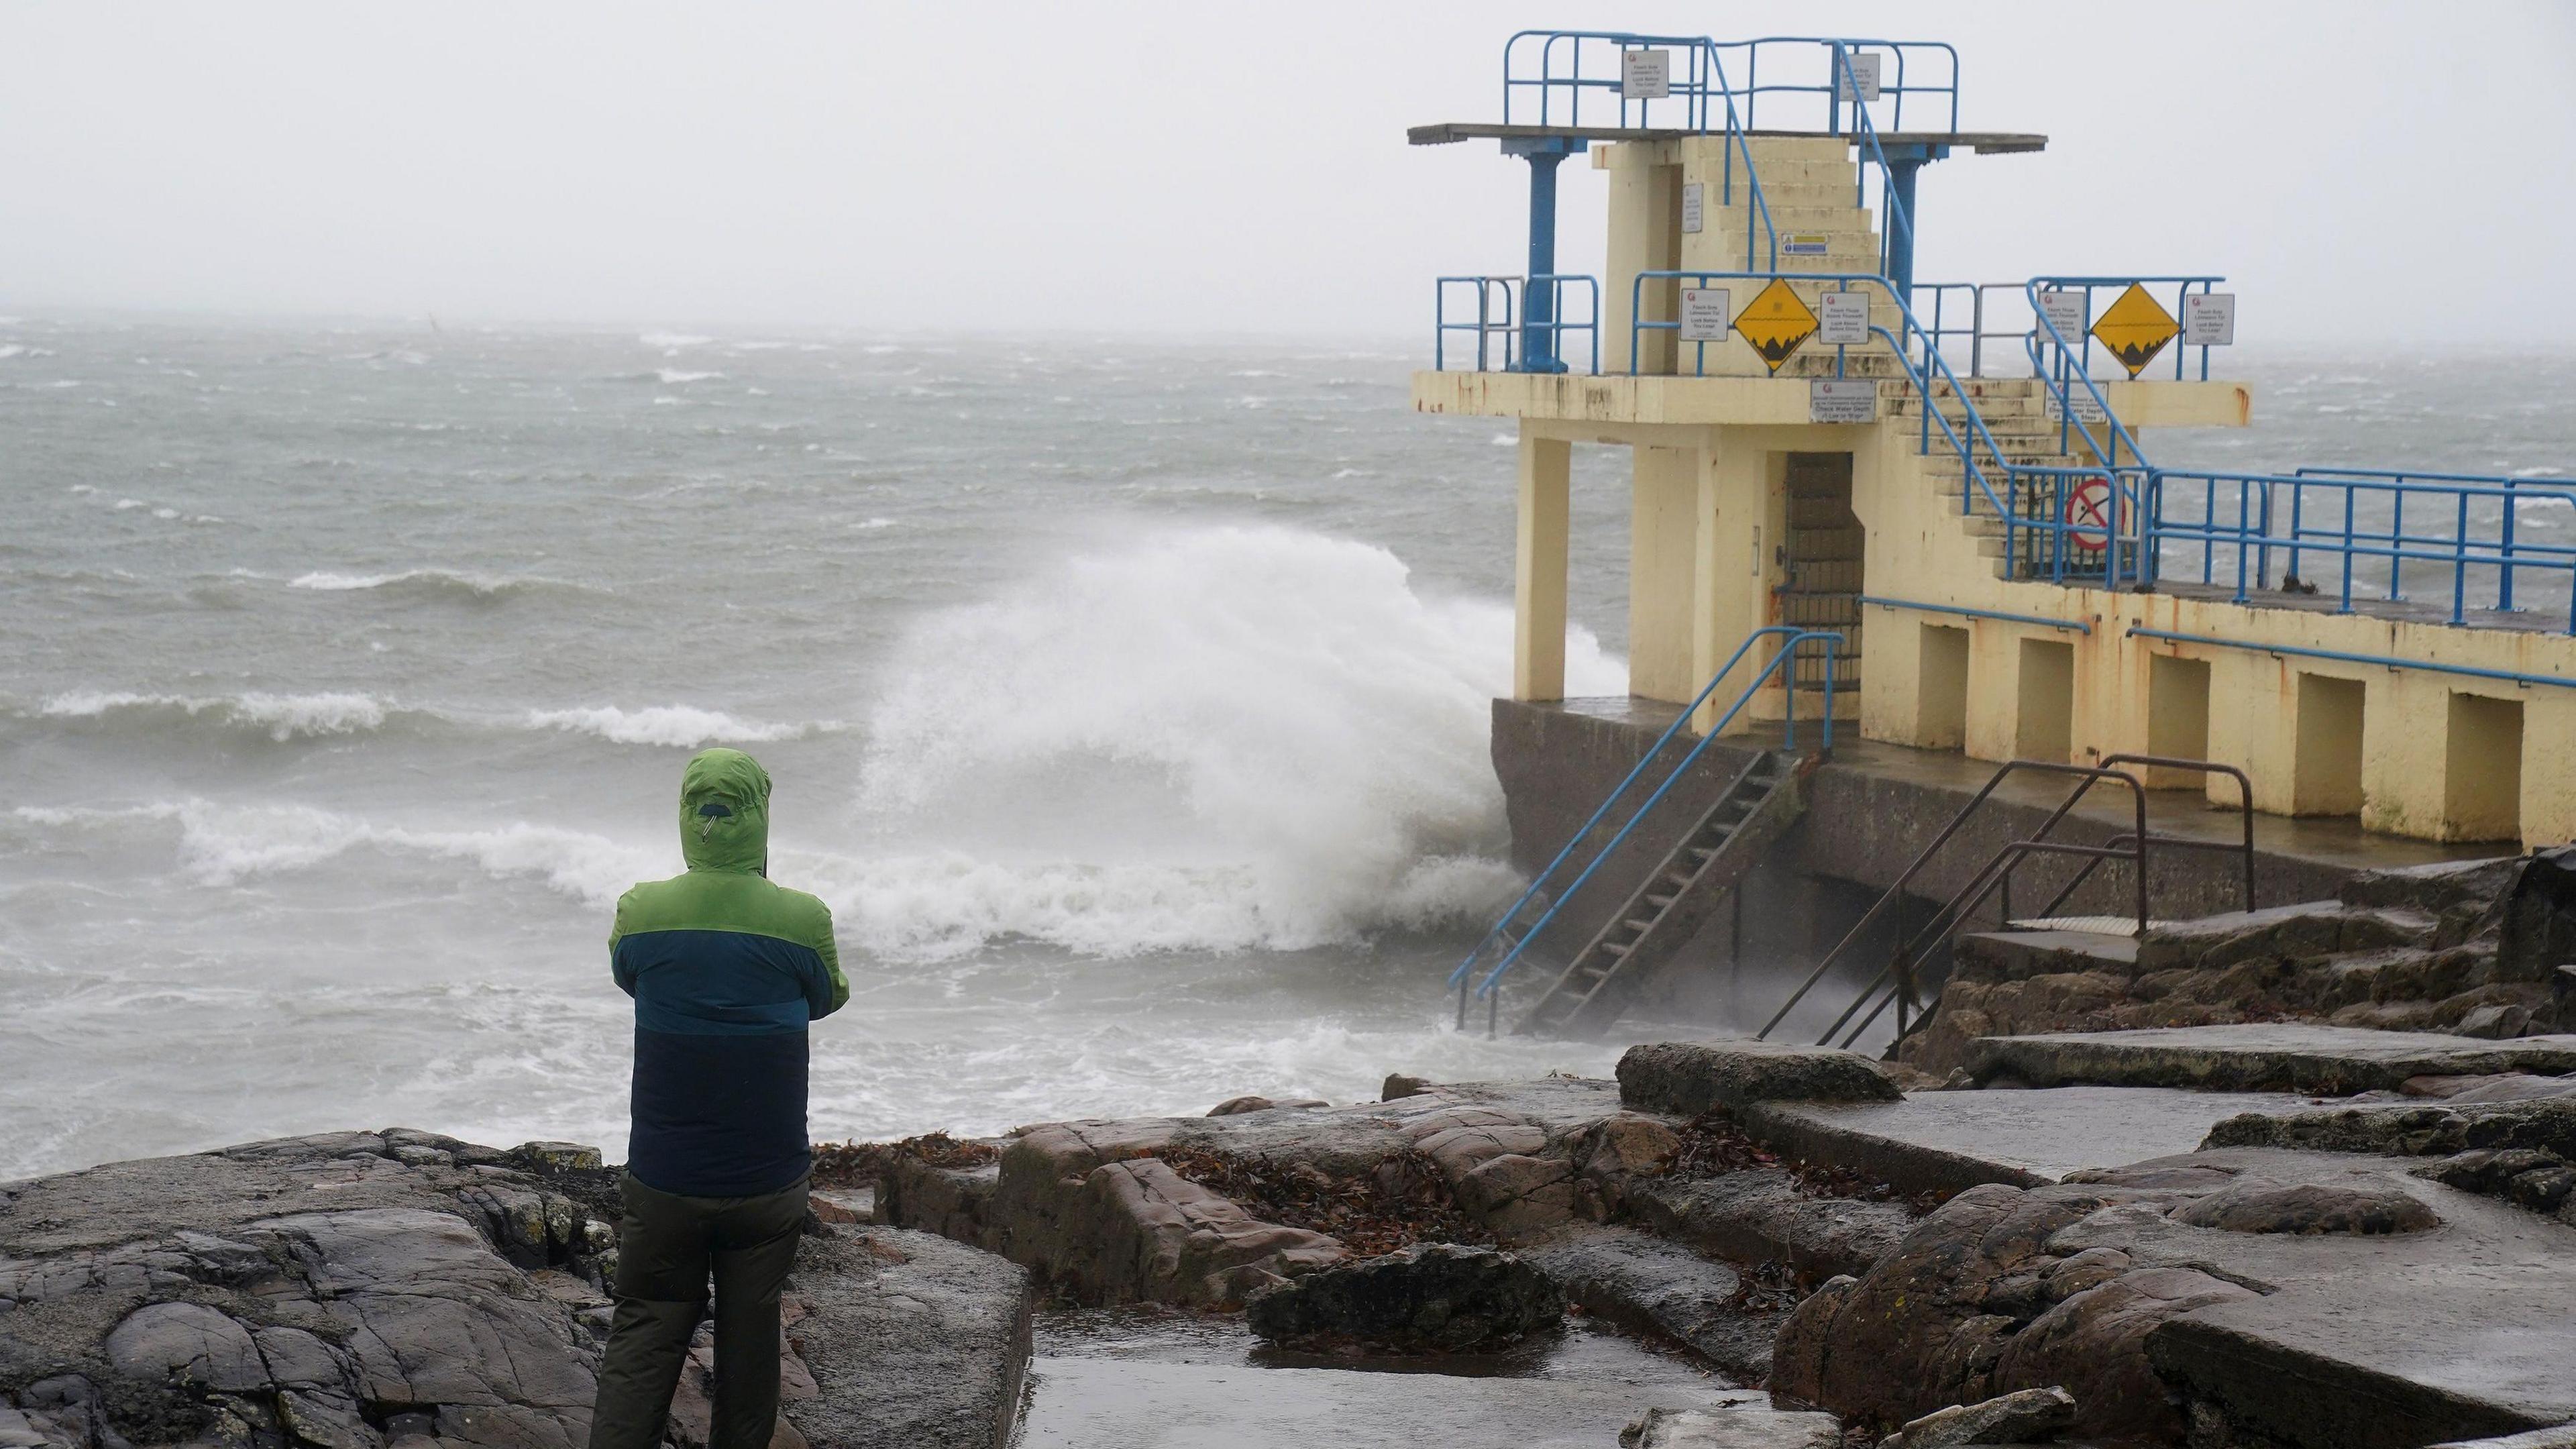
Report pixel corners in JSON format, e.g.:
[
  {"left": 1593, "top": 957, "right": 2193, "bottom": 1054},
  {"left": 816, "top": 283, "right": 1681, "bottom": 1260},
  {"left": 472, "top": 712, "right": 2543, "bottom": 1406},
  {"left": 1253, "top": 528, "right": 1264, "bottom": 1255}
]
[
  {"left": 1876, "top": 1385, "right": 2076, "bottom": 1448},
  {"left": 1033, "top": 1158, "right": 1342, "bottom": 1306},
  {"left": 1205, "top": 1096, "right": 1327, "bottom": 1116},
  {"left": 103, "top": 1301, "right": 270, "bottom": 1393},
  {"left": 1244, "top": 1242, "right": 1561, "bottom": 1353},
  {"left": 785, "top": 1226, "right": 1033, "bottom": 1449},
  {"left": 2456, "top": 1003, "right": 2535, "bottom": 1039},
  {"left": 1381, "top": 1074, "right": 1433, "bottom": 1102},
  {"left": 1625, "top": 1170, "right": 1912, "bottom": 1283},
  {"left": 3, "top": 1130, "right": 1042, "bottom": 1449},
  {"left": 2166, "top": 1179, "right": 2440, "bottom": 1235},
  {"left": 1619, "top": 1403, "right": 1844, "bottom": 1448},
  {"left": 1618, "top": 1042, "right": 1901, "bottom": 1119},
  {"left": 1517, "top": 1225, "right": 1778, "bottom": 1382}
]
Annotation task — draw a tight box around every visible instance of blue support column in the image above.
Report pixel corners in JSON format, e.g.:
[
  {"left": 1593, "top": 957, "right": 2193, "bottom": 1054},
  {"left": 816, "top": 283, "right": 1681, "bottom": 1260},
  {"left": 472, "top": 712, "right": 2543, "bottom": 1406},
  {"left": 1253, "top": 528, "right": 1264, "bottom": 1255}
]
[
  {"left": 1503, "top": 136, "right": 1585, "bottom": 374},
  {"left": 1877, "top": 142, "right": 1947, "bottom": 305}
]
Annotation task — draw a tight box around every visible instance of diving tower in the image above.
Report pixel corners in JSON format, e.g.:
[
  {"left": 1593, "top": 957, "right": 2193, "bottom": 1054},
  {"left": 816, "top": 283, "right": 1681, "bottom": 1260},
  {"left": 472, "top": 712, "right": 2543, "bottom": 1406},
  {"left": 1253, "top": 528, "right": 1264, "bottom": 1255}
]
[{"left": 1421, "top": 32, "right": 2576, "bottom": 1038}]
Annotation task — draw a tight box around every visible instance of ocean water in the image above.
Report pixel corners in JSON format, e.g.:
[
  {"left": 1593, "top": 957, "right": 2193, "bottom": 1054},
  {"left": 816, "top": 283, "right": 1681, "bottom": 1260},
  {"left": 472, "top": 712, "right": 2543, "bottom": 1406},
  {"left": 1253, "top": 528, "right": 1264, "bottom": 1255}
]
[{"left": 3, "top": 321, "right": 2570, "bottom": 1181}]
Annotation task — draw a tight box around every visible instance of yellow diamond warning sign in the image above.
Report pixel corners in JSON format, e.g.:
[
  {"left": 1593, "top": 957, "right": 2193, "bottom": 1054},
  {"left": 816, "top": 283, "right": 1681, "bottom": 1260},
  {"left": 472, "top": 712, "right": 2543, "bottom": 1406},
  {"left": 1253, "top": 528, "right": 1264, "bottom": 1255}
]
[
  {"left": 1735, "top": 278, "right": 1817, "bottom": 374},
  {"left": 2089, "top": 283, "right": 2179, "bottom": 378}
]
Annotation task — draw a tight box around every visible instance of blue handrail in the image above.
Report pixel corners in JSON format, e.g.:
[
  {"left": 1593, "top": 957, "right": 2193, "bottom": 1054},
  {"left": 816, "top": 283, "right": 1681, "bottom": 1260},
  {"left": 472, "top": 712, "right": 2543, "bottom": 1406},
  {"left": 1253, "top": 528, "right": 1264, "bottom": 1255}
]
[
  {"left": 2145, "top": 469, "right": 2576, "bottom": 631},
  {"left": 1434, "top": 274, "right": 1598, "bottom": 374},
  {"left": 1449, "top": 627, "right": 1839, "bottom": 1008},
  {"left": 2129, "top": 627, "right": 2576, "bottom": 690}
]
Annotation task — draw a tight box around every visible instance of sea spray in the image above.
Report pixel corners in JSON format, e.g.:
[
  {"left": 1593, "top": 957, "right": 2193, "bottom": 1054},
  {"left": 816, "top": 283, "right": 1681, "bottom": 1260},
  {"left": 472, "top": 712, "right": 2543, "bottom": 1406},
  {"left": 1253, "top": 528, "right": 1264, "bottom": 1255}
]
[{"left": 843, "top": 524, "right": 1624, "bottom": 957}]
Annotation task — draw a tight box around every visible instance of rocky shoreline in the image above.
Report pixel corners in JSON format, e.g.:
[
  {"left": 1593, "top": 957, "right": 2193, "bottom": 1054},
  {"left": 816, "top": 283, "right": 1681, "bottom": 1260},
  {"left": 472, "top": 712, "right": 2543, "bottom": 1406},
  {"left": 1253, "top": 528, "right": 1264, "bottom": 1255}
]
[{"left": 14, "top": 864, "right": 2576, "bottom": 1448}]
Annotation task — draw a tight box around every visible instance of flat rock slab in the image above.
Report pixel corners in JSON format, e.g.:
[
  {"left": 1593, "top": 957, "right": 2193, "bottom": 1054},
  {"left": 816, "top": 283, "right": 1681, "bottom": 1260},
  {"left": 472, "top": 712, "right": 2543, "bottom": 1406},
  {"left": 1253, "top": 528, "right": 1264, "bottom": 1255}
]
[
  {"left": 787, "top": 1225, "right": 1035, "bottom": 1449},
  {"left": 1516, "top": 1226, "right": 1776, "bottom": 1383},
  {"left": 1018, "top": 1358, "right": 1768, "bottom": 1448},
  {"left": 1619, "top": 1042, "right": 1900, "bottom": 1118},
  {"left": 1970, "top": 1024, "right": 2576, "bottom": 1094},
  {"left": 1744, "top": 1088, "right": 2326, "bottom": 1197}
]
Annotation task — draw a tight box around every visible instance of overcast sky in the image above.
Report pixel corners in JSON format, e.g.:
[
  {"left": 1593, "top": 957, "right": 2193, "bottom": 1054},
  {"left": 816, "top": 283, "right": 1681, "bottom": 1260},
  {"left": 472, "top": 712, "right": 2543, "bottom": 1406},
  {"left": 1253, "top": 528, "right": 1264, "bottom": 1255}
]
[{"left": 4, "top": 2, "right": 2572, "bottom": 343}]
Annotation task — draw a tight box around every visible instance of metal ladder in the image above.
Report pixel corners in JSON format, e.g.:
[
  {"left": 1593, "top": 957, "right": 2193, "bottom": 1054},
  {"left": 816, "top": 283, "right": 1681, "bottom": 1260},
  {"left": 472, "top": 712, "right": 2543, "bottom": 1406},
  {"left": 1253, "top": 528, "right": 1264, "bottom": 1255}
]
[
  {"left": 1450, "top": 626, "right": 1842, "bottom": 1037},
  {"left": 1516, "top": 748, "right": 1805, "bottom": 1038}
]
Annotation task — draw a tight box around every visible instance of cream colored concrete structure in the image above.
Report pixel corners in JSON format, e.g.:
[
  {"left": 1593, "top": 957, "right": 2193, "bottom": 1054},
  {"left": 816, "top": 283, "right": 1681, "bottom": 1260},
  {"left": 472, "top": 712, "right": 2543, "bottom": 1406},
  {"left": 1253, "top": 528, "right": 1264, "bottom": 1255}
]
[{"left": 1426, "top": 136, "right": 2576, "bottom": 850}]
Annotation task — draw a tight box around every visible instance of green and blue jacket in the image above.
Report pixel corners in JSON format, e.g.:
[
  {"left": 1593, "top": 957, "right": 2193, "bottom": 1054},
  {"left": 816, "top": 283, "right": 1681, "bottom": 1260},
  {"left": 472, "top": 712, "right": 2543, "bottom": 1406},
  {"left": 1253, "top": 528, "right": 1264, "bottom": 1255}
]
[{"left": 610, "top": 748, "right": 847, "bottom": 1197}]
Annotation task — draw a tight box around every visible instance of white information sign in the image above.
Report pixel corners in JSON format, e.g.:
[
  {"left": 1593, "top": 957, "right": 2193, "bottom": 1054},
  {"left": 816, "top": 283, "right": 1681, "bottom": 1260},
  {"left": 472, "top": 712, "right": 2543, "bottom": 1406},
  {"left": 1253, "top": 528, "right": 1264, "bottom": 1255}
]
[
  {"left": 1680, "top": 181, "right": 1704, "bottom": 235},
  {"left": 2044, "top": 388, "right": 2109, "bottom": 425},
  {"left": 1621, "top": 48, "right": 1670, "bottom": 100},
  {"left": 1810, "top": 378, "right": 1878, "bottom": 423},
  {"left": 1679, "top": 287, "right": 1731, "bottom": 343},
  {"left": 2182, "top": 292, "right": 2237, "bottom": 347},
  {"left": 2036, "top": 290, "right": 2087, "bottom": 345},
  {"left": 1833, "top": 51, "right": 1883, "bottom": 103},
  {"left": 1817, "top": 290, "right": 1870, "bottom": 346}
]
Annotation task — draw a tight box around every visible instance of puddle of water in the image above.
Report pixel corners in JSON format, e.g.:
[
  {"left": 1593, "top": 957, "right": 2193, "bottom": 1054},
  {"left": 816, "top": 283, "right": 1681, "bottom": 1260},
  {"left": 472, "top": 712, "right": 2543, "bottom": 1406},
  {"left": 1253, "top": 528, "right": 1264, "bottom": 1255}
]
[{"left": 1021, "top": 1306, "right": 1749, "bottom": 1448}]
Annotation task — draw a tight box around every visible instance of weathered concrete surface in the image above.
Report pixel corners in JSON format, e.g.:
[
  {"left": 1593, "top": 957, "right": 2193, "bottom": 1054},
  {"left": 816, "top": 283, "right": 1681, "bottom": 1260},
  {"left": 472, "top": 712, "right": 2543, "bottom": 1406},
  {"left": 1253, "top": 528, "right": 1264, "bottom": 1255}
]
[
  {"left": 1968, "top": 1024, "right": 2576, "bottom": 1094},
  {"left": 1018, "top": 1358, "right": 1752, "bottom": 1449},
  {"left": 1771, "top": 1144, "right": 2576, "bottom": 1448},
  {"left": 784, "top": 1226, "right": 1033, "bottom": 1449},
  {"left": 1617, "top": 1042, "right": 1901, "bottom": 1118},
  {"left": 1741, "top": 1088, "right": 2325, "bottom": 1199},
  {"left": 1491, "top": 700, "right": 2486, "bottom": 932},
  {"left": 0, "top": 1132, "right": 1038, "bottom": 1449}
]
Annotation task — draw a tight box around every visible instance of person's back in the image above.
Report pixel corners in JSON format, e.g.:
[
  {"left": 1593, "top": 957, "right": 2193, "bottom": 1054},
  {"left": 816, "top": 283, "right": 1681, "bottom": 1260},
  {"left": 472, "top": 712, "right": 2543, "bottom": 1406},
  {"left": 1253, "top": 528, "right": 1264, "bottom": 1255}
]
[{"left": 589, "top": 748, "right": 847, "bottom": 1449}]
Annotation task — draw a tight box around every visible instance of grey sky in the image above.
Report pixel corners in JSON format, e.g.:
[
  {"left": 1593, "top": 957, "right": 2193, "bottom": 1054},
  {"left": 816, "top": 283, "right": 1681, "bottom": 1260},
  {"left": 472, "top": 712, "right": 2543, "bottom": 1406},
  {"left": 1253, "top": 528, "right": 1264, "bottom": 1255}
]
[{"left": 3, "top": 2, "right": 2571, "bottom": 342}]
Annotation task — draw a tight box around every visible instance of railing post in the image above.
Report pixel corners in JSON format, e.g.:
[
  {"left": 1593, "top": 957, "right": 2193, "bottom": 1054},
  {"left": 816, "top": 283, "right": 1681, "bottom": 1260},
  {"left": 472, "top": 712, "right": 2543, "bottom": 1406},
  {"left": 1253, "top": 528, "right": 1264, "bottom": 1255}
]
[{"left": 2501, "top": 483, "right": 2520, "bottom": 612}]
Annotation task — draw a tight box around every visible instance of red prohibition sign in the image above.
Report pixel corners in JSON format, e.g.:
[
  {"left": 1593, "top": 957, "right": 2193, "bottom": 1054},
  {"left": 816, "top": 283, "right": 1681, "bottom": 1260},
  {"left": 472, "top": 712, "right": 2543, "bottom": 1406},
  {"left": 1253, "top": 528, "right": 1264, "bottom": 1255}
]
[{"left": 2063, "top": 474, "right": 2118, "bottom": 552}]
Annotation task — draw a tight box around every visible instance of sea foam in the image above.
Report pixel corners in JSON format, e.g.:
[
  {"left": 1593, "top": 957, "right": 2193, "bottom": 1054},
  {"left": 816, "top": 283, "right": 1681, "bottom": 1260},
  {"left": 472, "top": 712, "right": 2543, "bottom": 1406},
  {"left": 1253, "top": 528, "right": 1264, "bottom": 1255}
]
[{"left": 846, "top": 523, "right": 1624, "bottom": 957}]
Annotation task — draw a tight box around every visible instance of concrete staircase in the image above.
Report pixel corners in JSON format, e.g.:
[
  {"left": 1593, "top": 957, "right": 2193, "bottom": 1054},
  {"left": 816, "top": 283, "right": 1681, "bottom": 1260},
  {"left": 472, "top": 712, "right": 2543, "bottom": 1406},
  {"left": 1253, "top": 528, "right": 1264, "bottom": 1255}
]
[{"left": 1886, "top": 377, "right": 2118, "bottom": 581}]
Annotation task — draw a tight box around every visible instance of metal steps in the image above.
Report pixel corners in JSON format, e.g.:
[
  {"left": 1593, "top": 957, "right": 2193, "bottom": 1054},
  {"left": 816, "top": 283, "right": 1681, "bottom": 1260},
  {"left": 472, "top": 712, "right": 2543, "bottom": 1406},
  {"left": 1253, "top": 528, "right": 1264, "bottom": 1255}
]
[{"left": 1514, "top": 751, "right": 1807, "bottom": 1038}]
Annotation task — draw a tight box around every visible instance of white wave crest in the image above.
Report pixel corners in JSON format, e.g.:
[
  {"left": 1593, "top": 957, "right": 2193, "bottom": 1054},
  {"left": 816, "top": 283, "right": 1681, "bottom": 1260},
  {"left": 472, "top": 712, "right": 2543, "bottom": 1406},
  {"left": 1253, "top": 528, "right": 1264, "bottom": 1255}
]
[
  {"left": 655, "top": 368, "right": 721, "bottom": 384},
  {"left": 287, "top": 568, "right": 583, "bottom": 598},
  {"left": 849, "top": 523, "right": 1623, "bottom": 957},
  {"left": 641, "top": 332, "right": 714, "bottom": 350},
  {"left": 523, "top": 705, "right": 826, "bottom": 749},
  {"left": 40, "top": 690, "right": 390, "bottom": 741},
  {"left": 15, "top": 800, "right": 663, "bottom": 908}
]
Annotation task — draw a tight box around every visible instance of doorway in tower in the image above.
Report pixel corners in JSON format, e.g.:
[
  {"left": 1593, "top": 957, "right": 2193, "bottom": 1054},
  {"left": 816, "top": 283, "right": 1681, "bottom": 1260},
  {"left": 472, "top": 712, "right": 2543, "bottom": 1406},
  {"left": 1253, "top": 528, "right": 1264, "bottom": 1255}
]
[{"left": 1778, "top": 451, "right": 1862, "bottom": 699}]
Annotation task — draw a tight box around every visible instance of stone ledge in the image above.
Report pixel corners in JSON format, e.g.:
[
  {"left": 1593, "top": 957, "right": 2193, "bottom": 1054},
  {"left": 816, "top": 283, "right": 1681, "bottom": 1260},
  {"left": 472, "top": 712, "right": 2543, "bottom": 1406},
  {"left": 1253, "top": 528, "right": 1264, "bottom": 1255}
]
[
  {"left": 1617, "top": 1042, "right": 1901, "bottom": 1118},
  {"left": 1968, "top": 1024, "right": 2576, "bottom": 1094}
]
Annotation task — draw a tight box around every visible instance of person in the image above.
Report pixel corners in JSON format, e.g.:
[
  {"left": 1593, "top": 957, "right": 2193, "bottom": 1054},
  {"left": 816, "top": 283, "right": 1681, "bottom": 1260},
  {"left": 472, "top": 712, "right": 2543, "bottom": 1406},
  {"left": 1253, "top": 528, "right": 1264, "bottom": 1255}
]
[{"left": 587, "top": 747, "right": 848, "bottom": 1449}]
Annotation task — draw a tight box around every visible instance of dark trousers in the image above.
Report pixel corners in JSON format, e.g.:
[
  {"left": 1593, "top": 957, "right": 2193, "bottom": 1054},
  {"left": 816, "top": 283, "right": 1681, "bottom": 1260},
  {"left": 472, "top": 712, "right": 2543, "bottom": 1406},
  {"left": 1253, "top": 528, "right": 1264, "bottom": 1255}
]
[{"left": 587, "top": 1171, "right": 808, "bottom": 1449}]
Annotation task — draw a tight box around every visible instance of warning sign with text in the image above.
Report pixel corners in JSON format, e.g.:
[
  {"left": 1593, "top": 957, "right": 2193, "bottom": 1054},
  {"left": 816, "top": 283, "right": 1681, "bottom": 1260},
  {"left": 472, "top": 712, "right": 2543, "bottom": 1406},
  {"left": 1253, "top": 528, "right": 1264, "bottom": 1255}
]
[
  {"left": 1817, "top": 290, "right": 1870, "bottom": 346},
  {"left": 1679, "top": 288, "right": 1730, "bottom": 343},
  {"left": 1622, "top": 49, "right": 1670, "bottom": 100},
  {"left": 1810, "top": 378, "right": 1877, "bottom": 423},
  {"left": 2182, "top": 293, "right": 2237, "bottom": 347}
]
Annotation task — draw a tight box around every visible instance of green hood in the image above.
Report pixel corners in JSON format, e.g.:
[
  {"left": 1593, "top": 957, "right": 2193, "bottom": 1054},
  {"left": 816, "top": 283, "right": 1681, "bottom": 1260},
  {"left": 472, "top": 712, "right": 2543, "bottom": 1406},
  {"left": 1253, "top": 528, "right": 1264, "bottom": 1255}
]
[{"left": 678, "top": 747, "right": 771, "bottom": 874}]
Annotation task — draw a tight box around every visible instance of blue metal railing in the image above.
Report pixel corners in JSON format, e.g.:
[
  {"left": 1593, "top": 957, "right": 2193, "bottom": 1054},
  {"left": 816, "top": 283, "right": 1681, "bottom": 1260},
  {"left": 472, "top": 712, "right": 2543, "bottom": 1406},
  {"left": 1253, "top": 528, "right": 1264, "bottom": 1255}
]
[
  {"left": 1627, "top": 270, "right": 2110, "bottom": 584},
  {"left": 1435, "top": 274, "right": 1599, "bottom": 374},
  {"left": 1448, "top": 628, "right": 1839, "bottom": 1024},
  {"left": 2145, "top": 469, "right": 2576, "bottom": 631},
  {"left": 1503, "top": 34, "right": 1960, "bottom": 136}
]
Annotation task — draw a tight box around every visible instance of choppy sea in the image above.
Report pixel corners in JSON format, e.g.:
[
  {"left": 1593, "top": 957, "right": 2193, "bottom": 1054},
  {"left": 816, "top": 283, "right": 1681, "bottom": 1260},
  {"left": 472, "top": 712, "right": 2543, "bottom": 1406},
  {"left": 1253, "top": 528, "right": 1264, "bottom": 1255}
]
[{"left": 3, "top": 319, "right": 2569, "bottom": 1180}]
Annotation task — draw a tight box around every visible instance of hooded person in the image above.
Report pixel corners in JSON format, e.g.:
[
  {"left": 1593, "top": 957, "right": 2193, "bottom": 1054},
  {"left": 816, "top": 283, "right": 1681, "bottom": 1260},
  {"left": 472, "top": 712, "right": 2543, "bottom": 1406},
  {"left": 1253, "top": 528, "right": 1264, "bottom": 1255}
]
[{"left": 588, "top": 747, "right": 847, "bottom": 1449}]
